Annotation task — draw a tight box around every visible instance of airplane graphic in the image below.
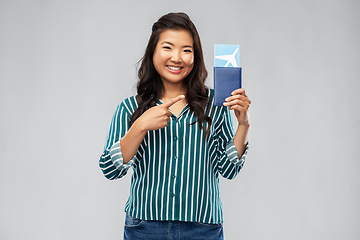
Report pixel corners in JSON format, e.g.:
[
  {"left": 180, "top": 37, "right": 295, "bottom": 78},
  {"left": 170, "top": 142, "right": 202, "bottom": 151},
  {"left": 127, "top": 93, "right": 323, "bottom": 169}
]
[{"left": 214, "top": 48, "right": 239, "bottom": 67}]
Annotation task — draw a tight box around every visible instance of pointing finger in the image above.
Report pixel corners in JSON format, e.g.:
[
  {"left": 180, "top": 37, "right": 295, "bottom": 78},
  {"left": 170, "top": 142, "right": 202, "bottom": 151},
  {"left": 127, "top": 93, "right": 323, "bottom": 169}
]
[
  {"left": 166, "top": 110, "right": 172, "bottom": 117},
  {"left": 162, "top": 95, "right": 185, "bottom": 109}
]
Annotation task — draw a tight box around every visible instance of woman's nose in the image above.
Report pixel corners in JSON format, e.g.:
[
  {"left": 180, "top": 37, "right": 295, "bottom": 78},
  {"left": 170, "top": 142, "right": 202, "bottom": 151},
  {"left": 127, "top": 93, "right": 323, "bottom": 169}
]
[{"left": 170, "top": 51, "right": 182, "bottom": 63}]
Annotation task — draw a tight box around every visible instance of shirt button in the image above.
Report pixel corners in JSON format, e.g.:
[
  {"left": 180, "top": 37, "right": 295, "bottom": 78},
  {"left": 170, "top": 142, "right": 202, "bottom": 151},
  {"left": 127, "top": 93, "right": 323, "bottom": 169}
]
[
  {"left": 172, "top": 175, "right": 176, "bottom": 179},
  {"left": 174, "top": 136, "right": 178, "bottom": 141},
  {"left": 171, "top": 193, "right": 175, "bottom": 197},
  {"left": 173, "top": 156, "right": 178, "bottom": 160}
]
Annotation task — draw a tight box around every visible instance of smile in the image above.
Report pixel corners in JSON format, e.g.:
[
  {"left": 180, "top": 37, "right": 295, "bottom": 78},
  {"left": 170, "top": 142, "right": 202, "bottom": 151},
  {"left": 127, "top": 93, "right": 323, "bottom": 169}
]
[
  {"left": 167, "top": 66, "right": 182, "bottom": 70},
  {"left": 166, "top": 65, "right": 183, "bottom": 73}
]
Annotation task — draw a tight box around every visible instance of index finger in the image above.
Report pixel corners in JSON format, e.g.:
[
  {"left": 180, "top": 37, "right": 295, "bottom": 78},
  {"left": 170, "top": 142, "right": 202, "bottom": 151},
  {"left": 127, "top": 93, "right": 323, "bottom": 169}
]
[
  {"left": 231, "top": 88, "right": 246, "bottom": 96},
  {"left": 162, "top": 95, "right": 185, "bottom": 109}
]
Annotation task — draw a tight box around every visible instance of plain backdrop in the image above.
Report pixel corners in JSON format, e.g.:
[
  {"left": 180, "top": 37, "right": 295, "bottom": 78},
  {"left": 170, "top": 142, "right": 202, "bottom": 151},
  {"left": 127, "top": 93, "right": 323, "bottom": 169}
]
[{"left": 0, "top": 0, "right": 359, "bottom": 239}]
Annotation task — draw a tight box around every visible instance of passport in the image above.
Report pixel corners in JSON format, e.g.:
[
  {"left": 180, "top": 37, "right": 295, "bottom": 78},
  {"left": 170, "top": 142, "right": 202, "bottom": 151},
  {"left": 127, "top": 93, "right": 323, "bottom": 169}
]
[
  {"left": 213, "top": 67, "right": 242, "bottom": 106},
  {"left": 213, "top": 44, "right": 242, "bottom": 106}
]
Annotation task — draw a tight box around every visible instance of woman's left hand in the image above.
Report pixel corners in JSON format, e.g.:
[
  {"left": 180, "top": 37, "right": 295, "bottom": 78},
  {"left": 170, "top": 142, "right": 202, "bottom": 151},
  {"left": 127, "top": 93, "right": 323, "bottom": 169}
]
[{"left": 223, "top": 88, "right": 251, "bottom": 126}]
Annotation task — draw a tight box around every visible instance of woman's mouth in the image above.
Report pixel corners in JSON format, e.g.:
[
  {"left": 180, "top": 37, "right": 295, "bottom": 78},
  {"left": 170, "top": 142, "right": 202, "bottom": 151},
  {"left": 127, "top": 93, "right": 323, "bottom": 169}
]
[{"left": 167, "top": 65, "right": 183, "bottom": 73}]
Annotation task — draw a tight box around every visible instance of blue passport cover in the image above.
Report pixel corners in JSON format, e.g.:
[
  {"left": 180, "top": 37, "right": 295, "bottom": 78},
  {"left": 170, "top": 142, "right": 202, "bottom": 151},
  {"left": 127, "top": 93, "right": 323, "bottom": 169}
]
[{"left": 213, "top": 67, "right": 242, "bottom": 106}]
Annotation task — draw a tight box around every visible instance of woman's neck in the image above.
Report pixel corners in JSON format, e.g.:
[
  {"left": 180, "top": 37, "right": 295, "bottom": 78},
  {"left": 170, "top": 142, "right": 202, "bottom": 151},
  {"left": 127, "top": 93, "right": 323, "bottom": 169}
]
[{"left": 161, "top": 82, "right": 187, "bottom": 100}]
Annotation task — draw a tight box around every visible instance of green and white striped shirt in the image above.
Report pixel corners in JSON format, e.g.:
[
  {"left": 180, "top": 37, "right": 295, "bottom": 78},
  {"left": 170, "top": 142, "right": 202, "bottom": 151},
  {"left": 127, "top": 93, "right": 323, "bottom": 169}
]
[{"left": 99, "top": 89, "right": 248, "bottom": 224}]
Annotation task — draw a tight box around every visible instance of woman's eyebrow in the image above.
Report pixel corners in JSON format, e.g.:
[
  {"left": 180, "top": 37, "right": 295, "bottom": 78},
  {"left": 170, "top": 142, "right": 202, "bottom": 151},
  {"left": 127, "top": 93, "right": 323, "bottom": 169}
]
[
  {"left": 161, "top": 41, "right": 193, "bottom": 49},
  {"left": 161, "top": 41, "right": 174, "bottom": 46}
]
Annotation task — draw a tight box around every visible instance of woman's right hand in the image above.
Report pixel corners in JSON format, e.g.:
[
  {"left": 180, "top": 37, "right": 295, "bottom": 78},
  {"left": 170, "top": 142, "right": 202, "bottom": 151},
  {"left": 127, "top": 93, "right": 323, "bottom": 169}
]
[
  {"left": 137, "top": 95, "right": 185, "bottom": 131},
  {"left": 120, "top": 95, "right": 184, "bottom": 163}
]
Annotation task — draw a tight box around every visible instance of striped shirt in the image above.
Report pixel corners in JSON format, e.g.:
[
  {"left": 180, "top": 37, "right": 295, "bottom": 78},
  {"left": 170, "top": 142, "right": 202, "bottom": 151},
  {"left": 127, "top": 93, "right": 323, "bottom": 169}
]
[{"left": 99, "top": 89, "right": 248, "bottom": 224}]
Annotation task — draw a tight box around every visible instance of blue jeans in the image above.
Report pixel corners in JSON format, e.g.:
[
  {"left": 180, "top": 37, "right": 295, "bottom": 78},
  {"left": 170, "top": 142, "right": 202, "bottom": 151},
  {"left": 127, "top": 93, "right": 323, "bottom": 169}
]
[{"left": 123, "top": 213, "right": 224, "bottom": 240}]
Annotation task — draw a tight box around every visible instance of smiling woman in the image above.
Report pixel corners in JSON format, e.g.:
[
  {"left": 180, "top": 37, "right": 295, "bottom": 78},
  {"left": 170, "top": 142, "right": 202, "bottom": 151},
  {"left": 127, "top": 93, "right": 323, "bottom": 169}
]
[
  {"left": 99, "top": 12, "right": 251, "bottom": 240},
  {"left": 152, "top": 29, "right": 195, "bottom": 116},
  {"left": 153, "top": 29, "right": 194, "bottom": 87},
  {"left": 130, "top": 12, "right": 212, "bottom": 134}
]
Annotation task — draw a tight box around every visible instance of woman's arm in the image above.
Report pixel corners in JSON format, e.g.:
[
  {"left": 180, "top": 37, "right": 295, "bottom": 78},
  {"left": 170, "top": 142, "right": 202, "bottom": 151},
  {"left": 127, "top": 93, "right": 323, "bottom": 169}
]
[
  {"left": 120, "top": 120, "right": 148, "bottom": 164},
  {"left": 233, "top": 123, "right": 250, "bottom": 155},
  {"left": 223, "top": 88, "right": 251, "bottom": 156},
  {"left": 99, "top": 103, "right": 133, "bottom": 180},
  {"left": 121, "top": 95, "right": 185, "bottom": 163}
]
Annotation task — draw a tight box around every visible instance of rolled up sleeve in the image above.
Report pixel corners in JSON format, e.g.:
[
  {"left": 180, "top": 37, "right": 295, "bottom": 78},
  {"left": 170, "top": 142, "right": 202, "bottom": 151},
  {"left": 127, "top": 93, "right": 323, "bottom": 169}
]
[
  {"left": 99, "top": 103, "right": 135, "bottom": 180},
  {"left": 216, "top": 107, "right": 249, "bottom": 179}
]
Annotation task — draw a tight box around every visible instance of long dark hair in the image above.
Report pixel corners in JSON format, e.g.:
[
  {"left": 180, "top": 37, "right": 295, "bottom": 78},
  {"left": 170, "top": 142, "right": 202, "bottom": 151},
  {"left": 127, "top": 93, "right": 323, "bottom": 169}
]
[{"left": 129, "top": 12, "right": 212, "bottom": 134}]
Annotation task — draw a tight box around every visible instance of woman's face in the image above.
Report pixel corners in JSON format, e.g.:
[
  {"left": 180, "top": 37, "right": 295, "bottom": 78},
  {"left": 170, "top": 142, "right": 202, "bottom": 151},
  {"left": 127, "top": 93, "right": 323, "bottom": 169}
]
[{"left": 153, "top": 29, "right": 194, "bottom": 87}]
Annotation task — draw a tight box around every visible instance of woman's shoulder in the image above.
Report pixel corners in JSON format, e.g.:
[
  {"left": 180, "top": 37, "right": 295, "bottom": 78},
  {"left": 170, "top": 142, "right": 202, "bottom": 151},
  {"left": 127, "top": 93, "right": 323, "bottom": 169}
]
[
  {"left": 206, "top": 87, "right": 215, "bottom": 104},
  {"left": 205, "top": 88, "right": 223, "bottom": 110},
  {"left": 205, "top": 88, "right": 229, "bottom": 118},
  {"left": 118, "top": 95, "right": 139, "bottom": 114}
]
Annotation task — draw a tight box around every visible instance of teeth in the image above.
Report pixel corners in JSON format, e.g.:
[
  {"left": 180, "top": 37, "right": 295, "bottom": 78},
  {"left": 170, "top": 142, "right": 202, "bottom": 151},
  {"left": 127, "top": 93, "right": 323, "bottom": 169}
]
[{"left": 168, "top": 66, "right": 181, "bottom": 70}]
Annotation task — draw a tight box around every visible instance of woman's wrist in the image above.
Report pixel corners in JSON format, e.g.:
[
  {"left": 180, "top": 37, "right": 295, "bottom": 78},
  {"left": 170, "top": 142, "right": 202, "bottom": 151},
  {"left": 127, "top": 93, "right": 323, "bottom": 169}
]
[
  {"left": 237, "top": 122, "right": 250, "bottom": 128},
  {"left": 132, "top": 116, "right": 149, "bottom": 134}
]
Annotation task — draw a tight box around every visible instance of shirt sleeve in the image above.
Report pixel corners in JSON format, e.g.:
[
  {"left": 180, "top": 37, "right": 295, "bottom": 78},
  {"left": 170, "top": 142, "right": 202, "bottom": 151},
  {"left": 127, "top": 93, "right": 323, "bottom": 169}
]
[
  {"left": 99, "top": 102, "right": 141, "bottom": 180},
  {"left": 215, "top": 106, "right": 249, "bottom": 179}
]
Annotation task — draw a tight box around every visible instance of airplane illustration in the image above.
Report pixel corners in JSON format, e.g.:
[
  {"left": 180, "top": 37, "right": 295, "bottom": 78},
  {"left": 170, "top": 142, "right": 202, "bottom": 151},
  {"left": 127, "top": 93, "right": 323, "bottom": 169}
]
[{"left": 214, "top": 48, "right": 239, "bottom": 67}]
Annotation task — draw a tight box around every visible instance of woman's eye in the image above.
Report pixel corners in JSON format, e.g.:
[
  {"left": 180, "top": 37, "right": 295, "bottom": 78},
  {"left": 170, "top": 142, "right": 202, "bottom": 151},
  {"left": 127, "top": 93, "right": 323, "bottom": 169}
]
[
  {"left": 163, "top": 46, "right": 171, "bottom": 50},
  {"left": 184, "top": 49, "right": 192, "bottom": 53}
]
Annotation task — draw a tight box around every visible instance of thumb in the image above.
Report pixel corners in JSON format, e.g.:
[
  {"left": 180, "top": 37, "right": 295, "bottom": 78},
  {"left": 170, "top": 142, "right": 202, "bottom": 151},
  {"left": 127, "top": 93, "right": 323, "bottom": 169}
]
[{"left": 162, "top": 95, "right": 185, "bottom": 109}]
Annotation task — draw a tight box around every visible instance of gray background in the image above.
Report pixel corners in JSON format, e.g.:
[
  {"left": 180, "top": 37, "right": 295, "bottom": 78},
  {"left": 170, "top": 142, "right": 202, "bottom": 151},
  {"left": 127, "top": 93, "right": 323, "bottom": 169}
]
[{"left": 1, "top": 0, "right": 359, "bottom": 239}]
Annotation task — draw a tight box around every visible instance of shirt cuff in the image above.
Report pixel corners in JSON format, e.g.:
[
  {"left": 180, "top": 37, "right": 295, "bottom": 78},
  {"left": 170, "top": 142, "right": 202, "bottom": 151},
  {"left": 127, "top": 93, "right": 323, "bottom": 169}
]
[
  {"left": 225, "top": 139, "right": 249, "bottom": 166},
  {"left": 109, "top": 140, "right": 133, "bottom": 170}
]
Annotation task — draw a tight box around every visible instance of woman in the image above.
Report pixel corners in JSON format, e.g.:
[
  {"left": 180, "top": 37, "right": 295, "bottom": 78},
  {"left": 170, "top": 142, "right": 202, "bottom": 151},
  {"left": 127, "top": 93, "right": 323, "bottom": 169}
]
[{"left": 99, "top": 12, "right": 251, "bottom": 240}]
